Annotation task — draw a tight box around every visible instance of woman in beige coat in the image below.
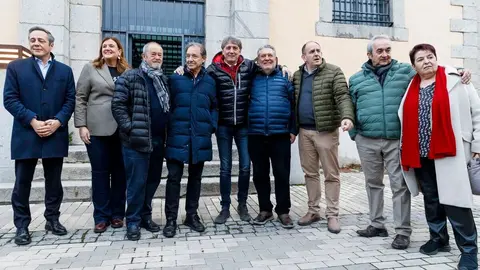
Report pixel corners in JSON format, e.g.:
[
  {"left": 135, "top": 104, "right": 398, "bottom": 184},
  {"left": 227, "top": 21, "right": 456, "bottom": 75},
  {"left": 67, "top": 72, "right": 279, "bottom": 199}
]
[
  {"left": 398, "top": 44, "right": 480, "bottom": 270},
  {"left": 74, "top": 37, "right": 129, "bottom": 233}
]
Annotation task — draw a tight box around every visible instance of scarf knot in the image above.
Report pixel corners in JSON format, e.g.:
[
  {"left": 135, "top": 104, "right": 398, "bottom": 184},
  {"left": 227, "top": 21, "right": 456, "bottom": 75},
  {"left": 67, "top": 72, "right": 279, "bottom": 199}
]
[
  {"left": 401, "top": 65, "right": 456, "bottom": 170},
  {"left": 140, "top": 60, "right": 170, "bottom": 113}
]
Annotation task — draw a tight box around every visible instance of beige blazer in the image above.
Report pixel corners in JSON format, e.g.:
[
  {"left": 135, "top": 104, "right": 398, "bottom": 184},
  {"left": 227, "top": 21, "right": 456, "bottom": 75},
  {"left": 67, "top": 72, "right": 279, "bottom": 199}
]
[
  {"left": 74, "top": 63, "right": 118, "bottom": 136},
  {"left": 398, "top": 65, "right": 480, "bottom": 208}
]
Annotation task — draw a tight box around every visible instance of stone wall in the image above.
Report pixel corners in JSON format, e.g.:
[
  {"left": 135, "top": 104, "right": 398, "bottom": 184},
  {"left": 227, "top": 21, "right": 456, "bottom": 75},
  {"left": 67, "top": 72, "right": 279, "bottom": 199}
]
[
  {"left": 19, "top": 0, "right": 71, "bottom": 64},
  {"left": 68, "top": 0, "right": 102, "bottom": 145},
  {"left": 205, "top": 0, "right": 269, "bottom": 63},
  {"left": 451, "top": 0, "right": 480, "bottom": 87}
]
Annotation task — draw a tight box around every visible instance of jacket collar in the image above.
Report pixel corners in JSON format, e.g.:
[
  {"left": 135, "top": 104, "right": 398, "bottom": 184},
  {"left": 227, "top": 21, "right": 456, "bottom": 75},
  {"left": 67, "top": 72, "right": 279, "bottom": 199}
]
[
  {"left": 298, "top": 58, "right": 326, "bottom": 74},
  {"left": 184, "top": 65, "right": 206, "bottom": 78},
  {"left": 30, "top": 53, "right": 56, "bottom": 81},
  {"left": 97, "top": 63, "right": 115, "bottom": 89}
]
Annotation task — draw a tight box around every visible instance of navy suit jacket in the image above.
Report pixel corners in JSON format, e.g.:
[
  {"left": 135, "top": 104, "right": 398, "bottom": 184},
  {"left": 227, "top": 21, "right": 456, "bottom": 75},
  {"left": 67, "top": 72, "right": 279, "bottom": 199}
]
[{"left": 3, "top": 56, "right": 75, "bottom": 160}]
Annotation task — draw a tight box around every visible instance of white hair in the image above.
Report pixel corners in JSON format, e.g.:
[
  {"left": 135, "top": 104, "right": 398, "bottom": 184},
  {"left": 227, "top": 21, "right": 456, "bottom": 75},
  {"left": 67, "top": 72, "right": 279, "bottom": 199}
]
[
  {"left": 257, "top": 44, "right": 276, "bottom": 56},
  {"left": 142, "top": 42, "right": 162, "bottom": 54},
  {"left": 367, "top": 35, "right": 391, "bottom": 54}
]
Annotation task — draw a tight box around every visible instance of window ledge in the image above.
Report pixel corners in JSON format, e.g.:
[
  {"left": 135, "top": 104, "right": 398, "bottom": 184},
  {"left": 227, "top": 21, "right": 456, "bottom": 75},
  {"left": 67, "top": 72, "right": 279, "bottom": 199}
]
[{"left": 316, "top": 21, "right": 409, "bottom": 41}]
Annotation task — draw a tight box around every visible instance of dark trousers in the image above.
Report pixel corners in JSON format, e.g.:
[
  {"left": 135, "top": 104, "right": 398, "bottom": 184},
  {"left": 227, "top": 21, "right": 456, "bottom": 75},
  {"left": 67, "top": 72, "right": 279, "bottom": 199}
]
[
  {"left": 165, "top": 159, "right": 204, "bottom": 221},
  {"left": 216, "top": 125, "right": 250, "bottom": 209},
  {"left": 414, "top": 158, "right": 478, "bottom": 254},
  {"left": 122, "top": 137, "right": 164, "bottom": 227},
  {"left": 248, "top": 134, "right": 291, "bottom": 215},
  {"left": 12, "top": 158, "right": 64, "bottom": 228},
  {"left": 86, "top": 133, "right": 126, "bottom": 225}
]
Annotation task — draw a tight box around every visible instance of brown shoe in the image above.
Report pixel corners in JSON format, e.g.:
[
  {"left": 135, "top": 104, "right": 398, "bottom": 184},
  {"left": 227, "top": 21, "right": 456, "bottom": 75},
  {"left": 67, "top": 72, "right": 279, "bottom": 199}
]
[
  {"left": 94, "top": 222, "right": 109, "bottom": 233},
  {"left": 297, "top": 213, "right": 321, "bottom": 226},
  {"left": 111, "top": 218, "right": 124, "bottom": 228},
  {"left": 327, "top": 217, "right": 341, "bottom": 234},
  {"left": 278, "top": 214, "right": 294, "bottom": 229}
]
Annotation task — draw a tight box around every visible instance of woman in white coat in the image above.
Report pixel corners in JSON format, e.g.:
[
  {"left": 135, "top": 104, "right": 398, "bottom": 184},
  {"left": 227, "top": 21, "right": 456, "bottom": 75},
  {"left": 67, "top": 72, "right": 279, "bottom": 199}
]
[{"left": 399, "top": 44, "right": 480, "bottom": 270}]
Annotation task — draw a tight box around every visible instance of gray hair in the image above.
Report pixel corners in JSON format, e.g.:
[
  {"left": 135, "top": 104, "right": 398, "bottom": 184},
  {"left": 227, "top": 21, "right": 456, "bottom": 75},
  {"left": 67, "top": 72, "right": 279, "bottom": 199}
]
[
  {"left": 221, "top": 36, "right": 242, "bottom": 50},
  {"left": 367, "top": 35, "right": 391, "bottom": 54},
  {"left": 28, "top": 26, "right": 55, "bottom": 44},
  {"left": 185, "top": 42, "right": 206, "bottom": 57},
  {"left": 257, "top": 44, "right": 276, "bottom": 56},
  {"left": 142, "top": 42, "right": 162, "bottom": 54}
]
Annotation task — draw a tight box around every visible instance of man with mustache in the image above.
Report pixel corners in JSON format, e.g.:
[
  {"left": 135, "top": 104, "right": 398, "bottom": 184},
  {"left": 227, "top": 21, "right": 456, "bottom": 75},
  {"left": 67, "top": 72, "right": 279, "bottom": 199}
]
[
  {"left": 293, "top": 41, "right": 354, "bottom": 234},
  {"left": 349, "top": 35, "right": 471, "bottom": 250},
  {"left": 3, "top": 26, "right": 75, "bottom": 245},
  {"left": 112, "top": 42, "right": 170, "bottom": 241}
]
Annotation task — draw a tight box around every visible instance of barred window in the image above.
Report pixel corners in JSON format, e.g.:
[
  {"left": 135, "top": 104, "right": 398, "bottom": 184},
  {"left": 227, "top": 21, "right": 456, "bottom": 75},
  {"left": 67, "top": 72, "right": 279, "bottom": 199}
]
[{"left": 332, "top": 0, "right": 393, "bottom": 27}]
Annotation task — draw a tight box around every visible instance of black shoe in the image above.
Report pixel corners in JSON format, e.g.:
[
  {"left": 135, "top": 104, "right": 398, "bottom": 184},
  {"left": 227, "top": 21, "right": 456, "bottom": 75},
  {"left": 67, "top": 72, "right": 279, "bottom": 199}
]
[
  {"left": 458, "top": 253, "right": 478, "bottom": 270},
  {"left": 45, "top": 220, "right": 67, "bottom": 236},
  {"left": 356, "top": 225, "right": 388, "bottom": 238},
  {"left": 126, "top": 225, "right": 141, "bottom": 241},
  {"left": 214, "top": 208, "right": 230, "bottom": 224},
  {"left": 278, "top": 214, "right": 294, "bottom": 229},
  {"left": 391, "top": 234, "right": 410, "bottom": 250},
  {"left": 253, "top": 211, "right": 274, "bottom": 225},
  {"left": 163, "top": 220, "right": 177, "bottom": 238},
  {"left": 14, "top": 228, "right": 31, "bottom": 246},
  {"left": 140, "top": 218, "right": 161, "bottom": 232},
  {"left": 184, "top": 214, "right": 205, "bottom": 232},
  {"left": 419, "top": 239, "right": 451, "bottom": 255},
  {"left": 237, "top": 204, "right": 251, "bottom": 222}
]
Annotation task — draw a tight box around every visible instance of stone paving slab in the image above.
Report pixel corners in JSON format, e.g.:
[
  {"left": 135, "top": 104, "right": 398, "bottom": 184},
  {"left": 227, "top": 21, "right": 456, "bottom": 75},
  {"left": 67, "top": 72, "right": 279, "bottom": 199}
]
[{"left": 0, "top": 173, "right": 478, "bottom": 269}]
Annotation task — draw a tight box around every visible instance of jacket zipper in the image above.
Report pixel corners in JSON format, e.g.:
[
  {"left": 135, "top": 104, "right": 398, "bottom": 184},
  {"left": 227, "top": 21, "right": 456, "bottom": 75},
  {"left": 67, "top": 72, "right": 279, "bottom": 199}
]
[
  {"left": 234, "top": 75, "right": 237, "bottom": 125},
  {"left": 215, "top": 59, "right": 245, "bottom": 125},
  {"left": 142, "top": 73, "right": 153, "bottom": 152},
  {"left": 265, "top": 75, "right": 269, "bottom": 135}
]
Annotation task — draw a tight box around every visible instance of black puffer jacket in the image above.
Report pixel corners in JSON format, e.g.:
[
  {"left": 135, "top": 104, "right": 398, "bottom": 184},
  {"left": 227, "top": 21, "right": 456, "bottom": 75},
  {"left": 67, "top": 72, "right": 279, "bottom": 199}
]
[
  {"left": 206, "top": 52, "right": 256, "bottom": 126},
  {"left": 112, "top": 68, "right": 169, "bottom": 153}
]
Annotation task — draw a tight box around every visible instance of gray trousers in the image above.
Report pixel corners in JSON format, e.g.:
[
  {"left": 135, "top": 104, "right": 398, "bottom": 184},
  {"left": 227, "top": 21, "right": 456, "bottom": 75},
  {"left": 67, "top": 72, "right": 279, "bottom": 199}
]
[{"left": 355, "top": 135, "right": 412, "bottom": 236}]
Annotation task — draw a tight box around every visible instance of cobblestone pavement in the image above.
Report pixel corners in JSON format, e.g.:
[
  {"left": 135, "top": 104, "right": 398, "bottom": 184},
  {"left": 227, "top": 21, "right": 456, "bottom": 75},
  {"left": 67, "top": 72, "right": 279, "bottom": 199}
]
[{"left": 0, "top": 173, "right": 478, "bottom": 269}]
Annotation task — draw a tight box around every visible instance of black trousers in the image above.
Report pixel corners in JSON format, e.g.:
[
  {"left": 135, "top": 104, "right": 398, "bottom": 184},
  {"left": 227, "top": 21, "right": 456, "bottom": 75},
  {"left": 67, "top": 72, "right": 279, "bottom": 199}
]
[
  {"left": 12, "top": 158, "right": 64, "bottom": 228},
  {"left": 414, "top": 158, "right": 478, "bottom": 254},
  {"left": 165, "top": 159, "right": 204, "bottom": 221},
  {"left": 248, "top": 134, "right": 291, "bottom": 215}
]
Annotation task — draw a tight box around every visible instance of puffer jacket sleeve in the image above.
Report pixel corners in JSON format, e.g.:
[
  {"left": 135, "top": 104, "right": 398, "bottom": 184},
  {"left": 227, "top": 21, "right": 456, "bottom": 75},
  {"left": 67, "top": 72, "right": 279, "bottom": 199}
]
[
  {"left": 112, "top": 72, "right": 132, "bottom": 134},
  {"left": 332, "top": 68, "right": 355, "bottom": 123},
  {"left": 348, "top": 75, "right": 358, "bottom": 140},
  {"left": 287, "top": 80, "right": 297, "bottom": 135},
  {"left": 210, "top": 80, "right": 219, "bottom": 132}
]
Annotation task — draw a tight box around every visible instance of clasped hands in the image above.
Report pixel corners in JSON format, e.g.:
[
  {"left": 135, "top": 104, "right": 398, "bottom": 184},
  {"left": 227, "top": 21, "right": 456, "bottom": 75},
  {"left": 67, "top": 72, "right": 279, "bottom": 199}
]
[{"left": 30, "top": 118, "right": 61, "bottom": 137}]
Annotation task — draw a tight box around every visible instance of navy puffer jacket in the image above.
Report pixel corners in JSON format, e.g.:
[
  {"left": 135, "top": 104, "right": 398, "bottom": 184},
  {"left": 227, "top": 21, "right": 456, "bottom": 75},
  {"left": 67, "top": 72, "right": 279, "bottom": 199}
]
[
  {"left": 248, "top": 68, "right": 296, "bottom": 136},
  {"left": 166, "top": 67, "right": 218, "bottom": 164}
]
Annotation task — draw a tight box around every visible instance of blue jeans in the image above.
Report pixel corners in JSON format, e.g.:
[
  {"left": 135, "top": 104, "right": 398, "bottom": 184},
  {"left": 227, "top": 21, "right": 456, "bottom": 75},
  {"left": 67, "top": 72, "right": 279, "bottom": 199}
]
[
  {"left": 216, "top": 125, "right": 250, "bottom": 209},
  {"left": 86, "top": 133, "right": 126, "bottom": 225},
  {"left": 122, "top": 137, "right": 164, "bottom": 227}
]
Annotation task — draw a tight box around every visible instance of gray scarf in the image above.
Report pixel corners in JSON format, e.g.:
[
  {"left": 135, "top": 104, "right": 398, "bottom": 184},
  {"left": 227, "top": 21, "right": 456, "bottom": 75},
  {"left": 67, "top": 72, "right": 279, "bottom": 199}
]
[
  {"left": 365, "top": 60, "right": 393, "bottom": 86},
  {"left": 140, "top": 60, "right": 170, "bottom": 113}
]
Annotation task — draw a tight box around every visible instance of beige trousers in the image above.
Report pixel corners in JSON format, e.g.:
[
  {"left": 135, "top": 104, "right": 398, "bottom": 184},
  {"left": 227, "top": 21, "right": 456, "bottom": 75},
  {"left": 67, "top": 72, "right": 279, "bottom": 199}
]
[{"left": 299, "top": 128, "right": 340, "bottom": 217}]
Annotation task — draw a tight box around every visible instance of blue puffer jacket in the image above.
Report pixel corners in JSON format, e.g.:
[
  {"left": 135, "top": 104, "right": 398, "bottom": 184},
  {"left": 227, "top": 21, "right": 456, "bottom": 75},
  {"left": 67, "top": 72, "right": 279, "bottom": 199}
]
[
  {"left": 166, "top": 67, "right": 218, "bottom": 164},
  {"left": 248, "top": 68, "right": 296, "bottom": 136}
]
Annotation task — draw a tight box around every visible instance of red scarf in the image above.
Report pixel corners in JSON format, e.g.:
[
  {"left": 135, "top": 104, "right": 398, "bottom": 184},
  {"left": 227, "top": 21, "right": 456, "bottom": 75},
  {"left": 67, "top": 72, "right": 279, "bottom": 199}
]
[{"left": 401, "top": 65, "right": 456, "bottom": 170}]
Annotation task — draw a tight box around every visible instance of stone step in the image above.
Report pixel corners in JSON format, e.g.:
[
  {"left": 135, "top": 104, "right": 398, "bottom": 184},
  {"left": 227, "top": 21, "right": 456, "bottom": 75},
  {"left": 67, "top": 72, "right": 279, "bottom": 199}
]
[
  {"left": 0, "top": 177, "right": 265, "bottom": 204},
  {"left": 33, "top": 161, "right": 244, "bottom": 181},
  {"left": 63, "top": 145, "right": 239, "bottom": 163}
]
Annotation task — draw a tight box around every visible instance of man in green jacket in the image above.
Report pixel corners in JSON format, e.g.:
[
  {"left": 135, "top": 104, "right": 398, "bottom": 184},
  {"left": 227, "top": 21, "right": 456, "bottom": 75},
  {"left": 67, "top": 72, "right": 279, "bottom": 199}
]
[
  {"left": 349, "top": 35, "right": 471, "bottom": 250},
  {"left": 293, "top": 41, "right": 354, "bottom": 234}
]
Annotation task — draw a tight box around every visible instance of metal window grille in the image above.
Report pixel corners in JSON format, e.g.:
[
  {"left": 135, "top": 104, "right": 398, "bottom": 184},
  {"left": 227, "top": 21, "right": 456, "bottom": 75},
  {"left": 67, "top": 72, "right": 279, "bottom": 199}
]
[
  {"left": 332, "top": 0, "right": 393, "bottom": 27},
  {"left": 102, "top": 0, "right": 205, "bottom": 69}
]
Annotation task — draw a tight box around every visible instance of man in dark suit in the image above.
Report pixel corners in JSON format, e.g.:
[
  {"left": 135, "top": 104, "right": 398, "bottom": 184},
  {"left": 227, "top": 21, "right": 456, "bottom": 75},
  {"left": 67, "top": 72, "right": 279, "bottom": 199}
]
[{"left": 3, "top": 26, "right": 76, "bottom": 245}]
